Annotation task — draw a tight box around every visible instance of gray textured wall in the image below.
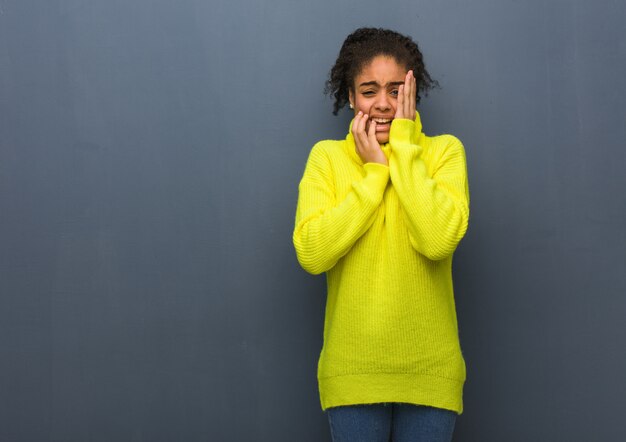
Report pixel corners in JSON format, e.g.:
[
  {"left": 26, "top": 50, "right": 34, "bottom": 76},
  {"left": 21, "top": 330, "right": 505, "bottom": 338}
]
[{"left": 1, "top": 0, "right": 625, "bottom": 440}]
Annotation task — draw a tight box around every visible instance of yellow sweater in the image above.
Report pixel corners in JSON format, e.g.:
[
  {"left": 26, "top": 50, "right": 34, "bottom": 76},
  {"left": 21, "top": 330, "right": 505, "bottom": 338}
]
[{"left": 293, "top": 110, "right": 470, "bottom": 413}]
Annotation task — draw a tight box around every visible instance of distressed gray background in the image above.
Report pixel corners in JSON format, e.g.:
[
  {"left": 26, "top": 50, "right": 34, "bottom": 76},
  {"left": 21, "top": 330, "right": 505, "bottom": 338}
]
[{"left": 1, "top": 0, "right": 625, "bottom": 440}]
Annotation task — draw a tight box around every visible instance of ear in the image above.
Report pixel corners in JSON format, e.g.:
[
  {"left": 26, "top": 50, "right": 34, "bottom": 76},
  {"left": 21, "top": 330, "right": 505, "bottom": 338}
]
[{"left": 348, "top": 89, "right": 354, "bottom": 108}]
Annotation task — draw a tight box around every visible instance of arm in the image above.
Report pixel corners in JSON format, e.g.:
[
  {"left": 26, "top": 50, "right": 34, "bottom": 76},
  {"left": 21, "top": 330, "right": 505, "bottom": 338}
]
[
  {"left": 293, "top": 143, "right": 389, "bottom": 274},
  {"left": 389, "top": 120, "right": 470, "bottom": 260}
]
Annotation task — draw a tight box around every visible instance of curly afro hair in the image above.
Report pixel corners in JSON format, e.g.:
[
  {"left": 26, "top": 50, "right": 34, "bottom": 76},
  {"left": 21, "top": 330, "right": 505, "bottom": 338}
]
[{"left": 325, "top": 27, "right": 440, "bottom": 115}]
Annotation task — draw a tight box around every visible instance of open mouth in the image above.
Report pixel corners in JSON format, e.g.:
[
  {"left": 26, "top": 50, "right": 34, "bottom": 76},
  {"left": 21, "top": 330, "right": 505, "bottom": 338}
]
[
  {"left": 372, "top": 118, "right": 392, "bottom": 124},
  {"left": 369, "top": 117, "right": 393, "bottom": 132}
]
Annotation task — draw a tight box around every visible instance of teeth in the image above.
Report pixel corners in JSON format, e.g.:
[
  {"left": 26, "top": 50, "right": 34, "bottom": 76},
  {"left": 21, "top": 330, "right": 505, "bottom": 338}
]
[{"left": 374, "top": 118, "right": 391, "bottom": 123}]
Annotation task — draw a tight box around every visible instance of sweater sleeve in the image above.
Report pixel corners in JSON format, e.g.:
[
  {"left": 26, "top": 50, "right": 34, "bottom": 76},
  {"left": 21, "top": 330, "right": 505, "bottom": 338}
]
[
  {"left": 388, "top": 119, "right": 470, "bottom": 261},
  {"left": 293, "top": 143, "right": 390, "bottom": 275}
]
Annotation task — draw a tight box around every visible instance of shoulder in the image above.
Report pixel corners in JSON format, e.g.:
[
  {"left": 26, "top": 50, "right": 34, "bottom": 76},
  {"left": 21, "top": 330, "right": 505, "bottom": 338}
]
[
  {"left": 423, "top": 133, "right": 463, "bottom": 149},
  {"left": 310, "top": 139, "right": 345, "bottom": 155},
  {"left": 422, "top": 133, "right": 466, "bottom": 158},
  {"left": 306, "top": 139, "right": 346, "bottom": 164},
  {"left": 302, "top": 139, "right": 345, "bottom": 173}
]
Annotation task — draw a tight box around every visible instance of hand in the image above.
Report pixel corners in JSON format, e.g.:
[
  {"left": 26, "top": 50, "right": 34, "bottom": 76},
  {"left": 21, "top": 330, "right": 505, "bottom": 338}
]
[
  {"left": 352, "top": 111, "right": 388, "bottom": 166},
  {"left": 394, "top": 70, "right": 416, "bottom": 121}
]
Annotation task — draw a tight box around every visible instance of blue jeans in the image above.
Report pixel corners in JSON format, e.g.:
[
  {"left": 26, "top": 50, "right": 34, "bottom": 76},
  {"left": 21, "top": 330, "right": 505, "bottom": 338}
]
[{"left": 326, "top": 403, "right": 457, "bottom": 442}]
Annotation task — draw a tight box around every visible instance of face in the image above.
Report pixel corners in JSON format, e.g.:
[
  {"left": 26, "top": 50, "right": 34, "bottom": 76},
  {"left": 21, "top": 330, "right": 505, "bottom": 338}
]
[{"left": 349, "top": 55, "right": 407, "bottom": 144}]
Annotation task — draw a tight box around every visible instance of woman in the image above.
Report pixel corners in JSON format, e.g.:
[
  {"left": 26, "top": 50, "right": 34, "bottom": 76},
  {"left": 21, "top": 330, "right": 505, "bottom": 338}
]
[{"left": 293, "top": 27, "right": 470, "bottom": 442}]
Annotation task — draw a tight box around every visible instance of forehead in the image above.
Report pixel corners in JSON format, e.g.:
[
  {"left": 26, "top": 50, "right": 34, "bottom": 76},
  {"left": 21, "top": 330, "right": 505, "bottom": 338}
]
[{"left": 354, "top": 55, "right": 406, "bottom": 86}]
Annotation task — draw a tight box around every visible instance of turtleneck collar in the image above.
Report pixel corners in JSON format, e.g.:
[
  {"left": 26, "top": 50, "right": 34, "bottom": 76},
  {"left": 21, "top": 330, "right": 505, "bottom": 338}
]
[{"left": 344, "top": 110, "right": 423, "bottom": 165}]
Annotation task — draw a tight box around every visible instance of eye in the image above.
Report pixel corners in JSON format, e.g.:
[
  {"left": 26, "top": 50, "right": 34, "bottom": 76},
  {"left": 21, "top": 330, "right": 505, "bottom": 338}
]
[
  {"left": 390, "top": 89, "right": 399, "bottom": 97},
  {"left": 361, "top": 90, "right": 375, "bottom": 96}
]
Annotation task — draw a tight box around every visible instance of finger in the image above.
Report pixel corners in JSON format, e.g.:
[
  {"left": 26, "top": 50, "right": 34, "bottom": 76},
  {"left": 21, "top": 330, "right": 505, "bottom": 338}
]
[
  {"left": 363, "top": 114, "right": 374, "bottom": 147},
  {"left": 411, "top": 71, "right": 417, "bottom": 118},
  {"left": 353, "top": 110, "right": 362, "bottom": 127},
  {"left": 396, "top": 84, "right": 404, "bottom": 118},
  {"left": 367, "top": 120, "right": 385, "bottom": 164},
  {"left": 352, "top": 111, "right": 363, "bottom": 135},
  {"left": 358, "top": 113, "right": 368, "bottom": 135},
  {"left": 352, "top": 112, "right": 365, "bottom": 154},
  {"left": 355, "top": 113, "right": 369, "bottom": 150},
  {"left": 410, "top": 73, "right": 416, "bottom": 117},
  {"left": 404, "top": 71, "right": 412, "bottom": 117},
  {"left": 367, "top": 118, "right": 377, "bottom": 143}
]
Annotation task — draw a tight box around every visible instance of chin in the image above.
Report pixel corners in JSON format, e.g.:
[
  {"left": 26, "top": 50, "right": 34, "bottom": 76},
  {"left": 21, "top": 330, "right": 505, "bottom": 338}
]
[{"left": 376, "top": 134, "right": 390, "bottom": 144}]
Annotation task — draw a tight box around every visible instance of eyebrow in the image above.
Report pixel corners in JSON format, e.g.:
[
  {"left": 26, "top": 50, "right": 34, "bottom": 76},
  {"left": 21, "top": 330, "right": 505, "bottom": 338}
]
[{"left": 358, "top": 81, "right": 405, "bottom": 88}]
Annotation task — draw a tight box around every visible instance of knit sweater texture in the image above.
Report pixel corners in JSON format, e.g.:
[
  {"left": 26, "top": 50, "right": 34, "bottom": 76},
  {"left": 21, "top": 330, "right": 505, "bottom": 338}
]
[{"left": 293, "top": 110, "right": 469, "bottom": 413}]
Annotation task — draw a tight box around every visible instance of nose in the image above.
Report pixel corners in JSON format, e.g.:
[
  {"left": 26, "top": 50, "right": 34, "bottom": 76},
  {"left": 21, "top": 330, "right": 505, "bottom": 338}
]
[{"left": 374, "top": 91, "right": 391, "bottom": 112}]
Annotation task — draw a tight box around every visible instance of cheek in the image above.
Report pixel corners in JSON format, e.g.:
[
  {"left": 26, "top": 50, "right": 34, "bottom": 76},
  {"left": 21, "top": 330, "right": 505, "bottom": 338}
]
[
  {"left": 357, "top": 99, "right": 398, "bottom": 116},
  {"left": 354, "top": 97, "right": 372, "bottom": 114},
  {"left": 387, "top": 97, "right": 398, "bottom": 113}
]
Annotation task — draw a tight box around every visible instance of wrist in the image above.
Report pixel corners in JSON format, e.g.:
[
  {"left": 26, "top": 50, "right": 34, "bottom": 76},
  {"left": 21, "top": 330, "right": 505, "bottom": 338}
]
[
  {"left": 367, "top": 158, "right": 388, "bottom": 166},
  {"left": 390, "top": 118, "right": 416, "bottom": 144}
]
